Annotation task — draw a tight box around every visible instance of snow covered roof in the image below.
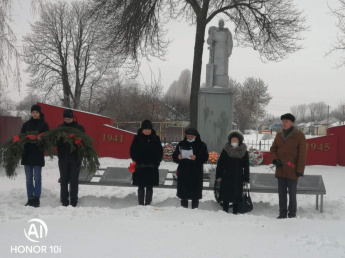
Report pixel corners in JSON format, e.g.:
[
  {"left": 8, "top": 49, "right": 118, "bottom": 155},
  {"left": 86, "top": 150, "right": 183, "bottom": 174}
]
[{"left": 315, "top": 117, "right": 340, "bottom": 126}]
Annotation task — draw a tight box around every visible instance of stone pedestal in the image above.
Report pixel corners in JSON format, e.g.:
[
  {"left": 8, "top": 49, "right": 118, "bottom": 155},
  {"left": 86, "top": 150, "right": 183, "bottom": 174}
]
[{"left": 197, "top": 87, "right": 233, "bottom": 153}]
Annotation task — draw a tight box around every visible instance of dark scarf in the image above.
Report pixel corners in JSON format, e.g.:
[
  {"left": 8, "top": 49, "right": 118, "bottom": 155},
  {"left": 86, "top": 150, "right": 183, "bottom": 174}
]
[
  {"left": 223, "top": 142, "right": 247, "bottom": 158},
  {"left": 283, "top": 126, "right": 294, "bottom": 138},
  {"left": 281, "top": 126, "right": 296, "bottom": 141}
]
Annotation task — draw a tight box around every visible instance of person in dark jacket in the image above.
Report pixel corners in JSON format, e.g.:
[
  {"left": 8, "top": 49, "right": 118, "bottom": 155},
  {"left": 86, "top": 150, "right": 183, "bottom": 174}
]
[
  {"left": 130, "top": 120, "right": 163, "bottom": 205},
  {"left": 172, "top": 128, "right": 209, "bottom": 209},
  {"left": 216, "top": 130, "right": 250, "bottom": 214},
  {"left": 130, "top": 120, "right": 163, "bottom": 206},
  {"left": 21, "top": 104, "right": 49, "bottom": 207},
  {"left": 57, "top": 109, "right": 85, "bottom": 207}
]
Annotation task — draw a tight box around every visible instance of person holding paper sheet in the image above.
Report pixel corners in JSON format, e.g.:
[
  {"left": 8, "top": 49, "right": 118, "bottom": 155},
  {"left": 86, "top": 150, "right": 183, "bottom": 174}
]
[{"left": 173, "top": 128, "right": 209, "bottom": 209}]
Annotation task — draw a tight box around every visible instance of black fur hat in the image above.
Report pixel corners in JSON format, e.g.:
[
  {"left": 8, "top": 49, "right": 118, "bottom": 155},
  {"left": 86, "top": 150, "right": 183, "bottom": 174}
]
[
  {"left": 185, "top": 128, "right": 199, "bottom": 136},
  {"left": 228, "top": 130, "right": 244, "bottom": 144},
  {"left": 31, "top": 104, "right": 41, "bottom": 113},
  {"left": 141, "top": 120, "right": 153, "bottom": 130},
  {"left": 281, "top": 113, "right": 295, "bottom": 123},
  {"left": 63, "top": 109, "right": 74, "bottom": 118}
]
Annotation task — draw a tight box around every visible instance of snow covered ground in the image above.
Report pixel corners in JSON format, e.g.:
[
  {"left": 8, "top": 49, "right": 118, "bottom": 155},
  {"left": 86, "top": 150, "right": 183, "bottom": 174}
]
[{"left": 1, "top": 157, "right": 345, "bottom": 258}]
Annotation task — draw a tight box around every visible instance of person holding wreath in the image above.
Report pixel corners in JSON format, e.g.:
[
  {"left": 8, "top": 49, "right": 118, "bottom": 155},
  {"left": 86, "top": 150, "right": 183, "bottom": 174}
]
[
  {"left": 57, "top": 109, "right": 85, "bottom": 207},
  {"left": 21, "top": 104, "right": 49, "bottom": 207}
]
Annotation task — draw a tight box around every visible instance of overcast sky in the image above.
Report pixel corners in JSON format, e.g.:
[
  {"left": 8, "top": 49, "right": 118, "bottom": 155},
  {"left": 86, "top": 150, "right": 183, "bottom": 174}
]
[{"left": 7, "top": 0, "right": 345, "bottom": 117}]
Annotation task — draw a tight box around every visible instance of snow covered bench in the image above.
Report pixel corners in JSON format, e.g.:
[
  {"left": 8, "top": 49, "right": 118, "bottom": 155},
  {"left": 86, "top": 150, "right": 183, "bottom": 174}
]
[
  {"left": 79, "top": 168, "right": 326, "bottom": 213},
  {"left": 248, "top": 173, "right": 326, "bottom": 213}
]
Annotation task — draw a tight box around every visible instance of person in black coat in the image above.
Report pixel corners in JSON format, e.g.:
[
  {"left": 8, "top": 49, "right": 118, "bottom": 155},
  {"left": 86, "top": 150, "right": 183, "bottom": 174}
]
[
  {"left": 57, "top": 109, "right": 85, "bottom": 207},
  {"left": 21, "top": 104, "right": 49, "bottom": 207},
  {"left": 172, "top": 128, "right": 209, "bottom": 209},
  {"left": 216, "top": 130, "right": 250, "bottom": 214},
  {"left": 130, "top": 120, "right": 163, "bottom": 206}
]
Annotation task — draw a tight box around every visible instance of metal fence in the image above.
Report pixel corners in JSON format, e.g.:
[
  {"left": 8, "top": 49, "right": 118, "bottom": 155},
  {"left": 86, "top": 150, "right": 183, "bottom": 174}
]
[{"left": 243, "top": 140, "right": 273, "bottom": 151}]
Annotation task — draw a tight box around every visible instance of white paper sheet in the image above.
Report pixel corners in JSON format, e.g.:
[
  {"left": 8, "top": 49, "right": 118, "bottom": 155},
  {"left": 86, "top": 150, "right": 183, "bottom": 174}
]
[{"left": 181, "top": 149, "right": 193, "bottom": 159}]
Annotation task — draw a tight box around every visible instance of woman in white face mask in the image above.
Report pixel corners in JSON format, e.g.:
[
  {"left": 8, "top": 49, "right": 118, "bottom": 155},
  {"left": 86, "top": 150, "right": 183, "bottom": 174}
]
[
  {"left": 215, "top": 130, "right": 250, "bottom": 214},
  {"left": 172, "top": 128, "right": 209, "bottom": 209}
]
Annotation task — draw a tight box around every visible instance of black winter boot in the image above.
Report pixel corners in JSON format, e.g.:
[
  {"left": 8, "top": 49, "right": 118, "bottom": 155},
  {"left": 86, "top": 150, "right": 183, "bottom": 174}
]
[
  {"left": 62, "top": 200, "right": 69, "bottom": 207},
  {"left": 191, "top": 199, "right": 199, "bottom": 209},
  {"left": 223, "top": 202, "right": 229, "bottom": 213},
  {"left": 25, "top": 199, "right": 34, "bottom": 207},
  {"left": 138, "top": 188, "right": 145, "bottom": 206},
  {"left": 181, "top": 199, "right": 188, "bottom": 208},
  {"left": 145, "top": 189, "right": 153, "bottom": 206},
  {"left": 70, "top": 199, "right": 78, "bottom": 207},
  {"left": 32, "top": 197, "right": 40, "bottom": 208},
  {"left": 232, "top": 204, "right": 238, "bottom": 215}
]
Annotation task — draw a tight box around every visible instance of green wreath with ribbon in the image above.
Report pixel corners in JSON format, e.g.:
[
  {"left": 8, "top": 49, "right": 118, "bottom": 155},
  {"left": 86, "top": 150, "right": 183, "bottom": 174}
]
[
  {"left": 0, "top": 127, "right": 100, "bottom": 178},
  {"left": 163, "top": 144, "right": 174, "bottom": 162}
]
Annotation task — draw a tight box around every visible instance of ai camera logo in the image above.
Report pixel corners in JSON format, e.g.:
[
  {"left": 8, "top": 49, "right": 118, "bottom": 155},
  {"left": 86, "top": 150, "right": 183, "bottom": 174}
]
[
  {"left": 24, "top": 218, "right": 48, "bottom": 243},
  {"left": 10, "top": 218, "right": 61, "bottom": 254}
]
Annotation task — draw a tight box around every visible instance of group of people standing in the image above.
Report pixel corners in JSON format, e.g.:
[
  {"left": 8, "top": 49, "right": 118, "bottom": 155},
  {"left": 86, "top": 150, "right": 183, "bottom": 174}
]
[
  {"left": 21, "top": 105, "right": 85, "bottom": 208},
  {"left": 129, "top": 120, "right": 250, "bottom": 214},
  {"left": 130, "top": 113, "right": 306, "bottom": 218},
  {"left": 20, "top": 107, "right": 306, "bottom": 218}
]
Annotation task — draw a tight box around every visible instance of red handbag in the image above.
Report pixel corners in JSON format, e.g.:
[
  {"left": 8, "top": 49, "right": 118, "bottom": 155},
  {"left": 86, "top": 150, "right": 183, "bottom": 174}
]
[{"left": 128, "top": 161, "right": 136, "bottom": 173}]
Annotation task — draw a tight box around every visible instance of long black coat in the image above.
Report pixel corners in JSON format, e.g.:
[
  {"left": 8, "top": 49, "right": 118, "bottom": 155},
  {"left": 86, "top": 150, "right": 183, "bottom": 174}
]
[
  {"left": 172, "top": 137, "right": 209, "bottom": 200},
  {"left": 130, "top": 129, "right": 163, "bottom": 187},
  {"left": 216, "top": 143, "right": 250, "bottom": 204},
  {"left": 57, "top": 121, "right": 85, "bottom": 161},
  {"left": 20, "top": 116, "right": 49, "bottom": 167}
]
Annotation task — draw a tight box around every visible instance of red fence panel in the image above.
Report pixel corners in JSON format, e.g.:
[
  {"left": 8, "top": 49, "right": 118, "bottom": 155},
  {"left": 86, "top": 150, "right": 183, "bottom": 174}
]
[
  {"left": 97, "top": 125, "right": 135, "bottom": 159},
  {"left": 38, "top": 103, "right": 136, "bottom": 159},
  {"left": 0, "top": 116, "right": 22, "bottom": 145},
  {"left": 328, "top": 125, "right": 345, "bottom": 166}
]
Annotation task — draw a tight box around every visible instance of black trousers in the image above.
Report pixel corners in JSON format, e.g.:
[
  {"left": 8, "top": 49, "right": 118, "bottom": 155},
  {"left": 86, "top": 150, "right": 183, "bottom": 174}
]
[
  {"left": 181, "top": 199, "right": 199, "bottom": 209},
  {"left": 59, "top": 158, "right": 81, "bottom": 205},
  {"left": 277, "top": 177, "right": 297, "bottom": 217},
  {"left": 138, "top": 186, "right": 153, "bottom": 205}
]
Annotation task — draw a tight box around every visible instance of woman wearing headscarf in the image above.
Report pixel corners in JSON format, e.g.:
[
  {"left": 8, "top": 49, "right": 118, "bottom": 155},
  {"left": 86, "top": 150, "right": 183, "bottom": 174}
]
[
  {"left": 20, "top": 104, "right": 49, "bottom": 207},
  {"left": 216, "top": 130, "right": 250, "bottom": 214},
  {"left": 172, "top": 128, "right": 209, "bottom": 209},
  {"left": 130, "top": 120, "right": 163, "bottom": 205}
]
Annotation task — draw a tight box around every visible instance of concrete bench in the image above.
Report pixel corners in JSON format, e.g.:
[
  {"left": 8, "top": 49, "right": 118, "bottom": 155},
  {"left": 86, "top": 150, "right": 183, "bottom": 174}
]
[{"left": 79, "top": 168, "right": 326, "bottom": 213}]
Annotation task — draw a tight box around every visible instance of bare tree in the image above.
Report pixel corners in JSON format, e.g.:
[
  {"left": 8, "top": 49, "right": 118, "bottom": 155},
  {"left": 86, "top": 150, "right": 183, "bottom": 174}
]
[
  {"left": 313, "top": 101, "right": 328, "bottom": 122},
  {"left": 89, "top": 0, "right": 306, "bottom": 128},
  {"left": 16, "top": 93, "right": 41, "bottom": 117},
  {"left": 328, "top": 0, "right": 345, "bottom": 68},
  {"left": 23, "top": 1, "right": 122, "bottom": 109},
  {"left": 290, "top": 103, "right": 307, "bottom": 122},
  {"left": 0, "top": 0, "right": 20, "bottom": 88},
  {"left": 233, "top": 77, "right": 272, "bottom": 132},
  {"left": 330, "top": 101, "right": 345, "bottom": 124},
  {"left": 308, "top": 102, "right": 328, "bottom": 122},
  {"left": 166, "top": 69, "right": 191, "bottom": 120},
  {"left": 142, "top": 71, "right": 164, "bottom": 121}
]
